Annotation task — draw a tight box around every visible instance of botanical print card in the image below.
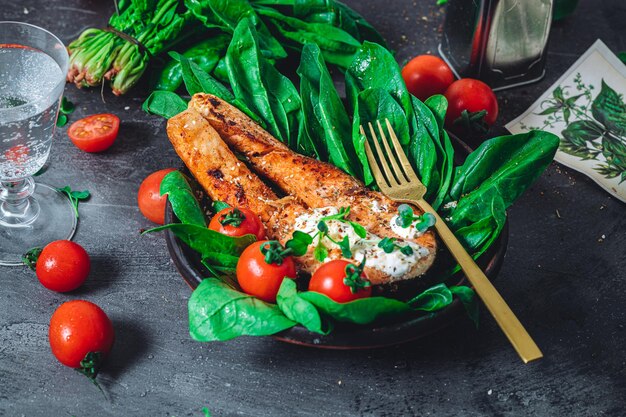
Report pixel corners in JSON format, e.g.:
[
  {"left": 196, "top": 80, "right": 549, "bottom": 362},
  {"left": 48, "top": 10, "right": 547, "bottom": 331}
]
[{"left": 506, "top": 39, "right": 626, "bottom": 203}]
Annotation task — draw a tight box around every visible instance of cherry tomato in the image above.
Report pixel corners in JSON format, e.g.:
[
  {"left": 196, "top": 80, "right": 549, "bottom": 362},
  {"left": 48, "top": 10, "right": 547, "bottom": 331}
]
[
  {"left": 34, "top": 240, "right": 90, "bottom": 292},
  {"left": 236, "top": 240, "right": 296, "bottom": 303},
  {"left": 444, "top": 78, "right": 499, "bottom": 132},
  {"left": 309, "top": 260, "right": 372, "bottom": 303},
  {"left": 68, "top": 113, "right": 120, "bottom": 153},
  {"left": 49, "top": 300, "right": 114, "bottom": 373},
  {"left": 137, "top": 168, "right": 176, "bottom": 225},
  {"left": 401, "top": 55, "right": 455, "bottom": 101},
  {"left": 209, "top": 207, "right": 266, "bottom": 240}
]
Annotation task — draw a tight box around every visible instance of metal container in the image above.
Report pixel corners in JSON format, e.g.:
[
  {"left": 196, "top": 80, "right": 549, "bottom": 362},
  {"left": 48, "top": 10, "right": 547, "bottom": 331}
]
[{"left": 439, "top": 0, "right": 554, "bottom": 91}]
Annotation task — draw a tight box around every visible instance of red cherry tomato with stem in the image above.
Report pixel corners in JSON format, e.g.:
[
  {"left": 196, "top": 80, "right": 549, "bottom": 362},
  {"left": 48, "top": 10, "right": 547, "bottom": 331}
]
[
  {"left": 444, "top": 78, "right": 498, "bottom": 133},
  {"left": 49, "top": 300, "right": 114, "bottom": 378},
  {"left": 137, "top": 168, "right": 176, "bottom": 225},
  {"left": 236, "top": 240, "right": 296, "bottom": 303},
  {"left": 24, "top": 240, "right": 91, "bottom": 292},
  {"left": 309, "top": 259, "right": 372, "bottom": 303},
  {"left": 209, "top": 207, "right": 266, "bottom": 240},
  {"left": 402, "top": 55, "right": 455, "bottom": 102},
  {"left": 68, "top": 113, "right": 120, "bottom": 153}
]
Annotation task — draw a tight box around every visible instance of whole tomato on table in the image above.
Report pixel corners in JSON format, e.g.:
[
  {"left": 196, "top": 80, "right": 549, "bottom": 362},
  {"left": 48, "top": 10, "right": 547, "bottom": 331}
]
[
  {"left": 23, "top": 240, "right": 91, "bottom": 292},
  {"left": 444, "top": 78, "right": 499, "bottom": 134},
  {"left": 236, "top": 240, "right": 296, "bottom": 303},
  {"left": 401, "top": 55, "right": 455, "bottom": 101},
  {"left": 137, "top": 168, "right": 176, "bottom": 224},
  {"left": 49, "top": 300, "right": 115, "bottom": 378}
]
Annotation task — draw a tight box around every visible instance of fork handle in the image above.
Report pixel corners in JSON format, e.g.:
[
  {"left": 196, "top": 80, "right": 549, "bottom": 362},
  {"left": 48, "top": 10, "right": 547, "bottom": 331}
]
[{"left": 411, "top": 198, "right": 543, "bottom": 364}]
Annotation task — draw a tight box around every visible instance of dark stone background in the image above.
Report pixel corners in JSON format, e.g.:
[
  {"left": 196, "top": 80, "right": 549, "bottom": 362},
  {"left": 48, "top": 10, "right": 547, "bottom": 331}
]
[{"left": 1, "top": 0, "right": 624, "bottom": 416}]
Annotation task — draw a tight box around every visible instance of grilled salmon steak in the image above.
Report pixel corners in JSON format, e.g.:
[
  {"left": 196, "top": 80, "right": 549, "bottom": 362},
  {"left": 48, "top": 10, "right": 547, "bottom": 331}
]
[{"left": 166, "top": 94, "right": 437, "bottom": 285}]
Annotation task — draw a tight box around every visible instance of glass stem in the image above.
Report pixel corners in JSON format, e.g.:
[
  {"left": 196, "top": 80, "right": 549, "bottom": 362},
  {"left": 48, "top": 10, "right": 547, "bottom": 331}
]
[{"left": 0, "top": 176, "right": 40, "bottom": 227}]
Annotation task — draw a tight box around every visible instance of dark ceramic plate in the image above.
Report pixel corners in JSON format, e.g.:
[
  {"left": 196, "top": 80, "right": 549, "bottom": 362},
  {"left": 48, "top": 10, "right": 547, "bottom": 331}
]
[{"left": 164, "top": 135, "right": 509, "bottom": 349}]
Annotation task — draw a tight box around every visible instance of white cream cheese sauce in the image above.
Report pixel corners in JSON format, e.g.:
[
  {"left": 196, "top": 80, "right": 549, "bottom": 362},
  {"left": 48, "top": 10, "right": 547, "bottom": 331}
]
[{"left": 293, "top": 207, "right": 430, "bottom": 279}]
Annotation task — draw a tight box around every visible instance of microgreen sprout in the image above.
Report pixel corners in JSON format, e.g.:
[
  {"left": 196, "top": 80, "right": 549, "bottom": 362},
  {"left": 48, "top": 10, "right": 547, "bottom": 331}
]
[
  {"left": 396, "top": 204, "right": 436, "bottom": 232},
  {"left": 343, "top": 257, "right": 370, "bottom": 293},
  {"left": 377, "top": 237, "right": 414, "bottom": 256}
]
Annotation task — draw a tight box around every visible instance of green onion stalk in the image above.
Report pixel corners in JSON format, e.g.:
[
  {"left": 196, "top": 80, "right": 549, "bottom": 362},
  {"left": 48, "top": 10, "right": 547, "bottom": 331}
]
[{"left": 67, "top": 0, "right": 196, "bottom": 95}]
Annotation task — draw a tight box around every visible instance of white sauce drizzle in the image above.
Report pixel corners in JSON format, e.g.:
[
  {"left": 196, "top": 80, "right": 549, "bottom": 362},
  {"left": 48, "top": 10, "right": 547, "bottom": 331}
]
[{"left": 293, "top": 207, "right": 429, "bottom": 280}]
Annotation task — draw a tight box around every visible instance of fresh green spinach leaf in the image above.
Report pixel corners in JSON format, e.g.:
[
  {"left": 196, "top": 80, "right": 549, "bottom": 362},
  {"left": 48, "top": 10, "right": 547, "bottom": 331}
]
[
  {"left": 450, "top": 285, "right": 479, "bottom": 327},
  {"left": 298, "top": 43, "right": 360, "bottom": 176},
  {"left": 226, "top": 18, "right": 302, "bottom": 148},
  {"left": 160, "top": 171, "right": 207, "bottom": 227},
  {"left": 143, "top": 223, "right": 255, "bottom": 267},
  {"left": 142, "top": 90, "right": 189, "bottom": 119},
  {"left": 300, "top": 291, "right": 411, "bottom": 324},
  {"left": 189, "top": 278, "right": 295, "bottom": 342},
  {"left": 276, "top": 278, "right": 332, "bottom": 334}
]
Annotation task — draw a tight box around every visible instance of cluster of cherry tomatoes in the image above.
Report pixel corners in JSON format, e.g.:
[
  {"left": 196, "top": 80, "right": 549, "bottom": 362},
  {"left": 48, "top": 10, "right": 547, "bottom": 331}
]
[
  {"left": 26, "top": 240, "right": 114, "bottom": 379},
  {"left": 19, "top": 112, "right": 122, "bottom": 380},
  {"left": 137, "top": 174, "right": 371, "bottom": 304},
  {"left": 401, "top": 55, "right": 499, "bottom": 135}
]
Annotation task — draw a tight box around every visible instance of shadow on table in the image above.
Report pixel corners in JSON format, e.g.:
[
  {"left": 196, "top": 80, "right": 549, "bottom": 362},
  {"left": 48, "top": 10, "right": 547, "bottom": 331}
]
[
  {"left": 70, "top": 256, "right": 120, "bottom": 295},
  {"left": 100, "top": 319, "right": 149, "bottom": 383},
  {"left": 262, "top": 316, "right": 496, "bottom": 367}
]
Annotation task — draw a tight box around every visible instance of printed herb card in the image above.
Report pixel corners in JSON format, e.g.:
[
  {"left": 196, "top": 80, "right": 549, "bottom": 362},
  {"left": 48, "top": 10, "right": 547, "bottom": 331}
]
[{"left": 506, "top": 40, "right": 626, "bottom": 203}]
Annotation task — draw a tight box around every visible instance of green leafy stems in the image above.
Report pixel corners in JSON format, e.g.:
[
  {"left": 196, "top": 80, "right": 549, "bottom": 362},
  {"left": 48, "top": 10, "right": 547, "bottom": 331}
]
[
  {"left": 453, "top": 109, "right": 489, "bottom": 134},
  {"left": 343, "top": 258, "right": 370, "bottom": 294},
  {"left": 395, "top": 204, "right": 436, "bottom": 231},
  {"left": 377, "top": 237, "right": 413, "bottom": 256},
  {"left": 21, "top": 247, "right": 43, "bottom": 271},
  {"left": 260, "top": 240, "right": 293, "bottom": 265},
  {"left": 56, "top": 97, "right": 75, "bottom": 127},
  {"left": 56, "top": 186, "right": 90, "bottom": 218},
  {"left": 218, "top": 207, "right": 245, "bottom": 227}
]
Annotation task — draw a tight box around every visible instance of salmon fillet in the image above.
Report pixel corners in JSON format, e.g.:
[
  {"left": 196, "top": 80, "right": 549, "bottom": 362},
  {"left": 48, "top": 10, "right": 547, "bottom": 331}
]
[{"left": 167, "top": 102, "right": 437, "bottom": 285}]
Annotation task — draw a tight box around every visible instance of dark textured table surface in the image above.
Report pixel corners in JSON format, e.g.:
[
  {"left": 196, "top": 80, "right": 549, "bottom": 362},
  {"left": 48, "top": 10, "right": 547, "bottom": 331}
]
[{"left": 1, "top": 1, "right": 625, "bottom": 416}]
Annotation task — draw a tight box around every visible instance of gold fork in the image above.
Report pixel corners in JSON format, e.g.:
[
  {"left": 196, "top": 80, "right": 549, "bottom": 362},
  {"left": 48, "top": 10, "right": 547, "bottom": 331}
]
[{"left": 361, "top": 119, "right": 543, "bottom": 364}]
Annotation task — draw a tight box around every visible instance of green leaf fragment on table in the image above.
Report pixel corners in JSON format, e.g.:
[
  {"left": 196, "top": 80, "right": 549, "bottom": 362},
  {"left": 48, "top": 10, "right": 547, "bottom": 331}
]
[
  {"left": 56, "top": 186, "right": 90, "bottom": 218},
  {"left": 159, "top": 171, "right": 207, "bottom": 227},
  {"left": 60, "top": 97, "right": 75, "bottom": 115},
  {"left": 56, "top": 114, "right": 68, "bottom": 127},
  {"left": 618, "top": 52, "right": 626, "bottom": 65},
  {"left": 276, "top": 279, "right": 332, "bottom": 335},
  {"left": 188, "top": 278, "right": 296, "bottom": 342},
  {"left": 22, "top": 247, "right": 43, "bottom": 271}
]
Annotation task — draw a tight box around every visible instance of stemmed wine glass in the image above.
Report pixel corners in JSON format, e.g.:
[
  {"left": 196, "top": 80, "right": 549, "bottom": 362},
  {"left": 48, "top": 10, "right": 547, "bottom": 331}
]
[{"left": 0, "top": 22, "right": 76, "bottom": 265}]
